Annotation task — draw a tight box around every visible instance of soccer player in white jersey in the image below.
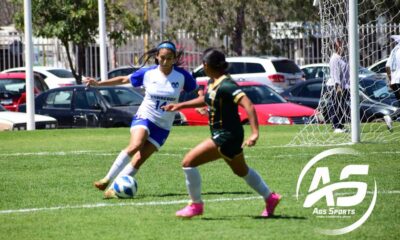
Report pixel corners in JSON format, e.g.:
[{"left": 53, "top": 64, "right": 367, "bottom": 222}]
[{"left": 84, "top": 41, "right": 198, "bottom": 198}]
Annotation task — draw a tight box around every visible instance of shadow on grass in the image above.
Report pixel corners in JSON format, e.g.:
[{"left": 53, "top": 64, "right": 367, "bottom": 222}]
[
  {"left": 143, "top": 191, "right": 253, "bottom": 198},
  {"left": 197, "top": 215, "right": 307, "bottom": 221},
  {"left": 252, "top": 215, "right": 307, "bottom": 220}
]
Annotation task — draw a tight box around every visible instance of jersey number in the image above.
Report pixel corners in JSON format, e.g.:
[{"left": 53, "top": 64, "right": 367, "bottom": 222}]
[{"left": 155, "top": 100, "right": 167, "bottom": 111}]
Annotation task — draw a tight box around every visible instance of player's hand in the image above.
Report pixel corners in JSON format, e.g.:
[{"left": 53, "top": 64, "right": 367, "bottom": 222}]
[
  {"left": 195, "top": 107, "right": 208, "bottom": 115},
  {"left": 83, "top": 77, "right": 99, "bottom": 87},
  {"left": 242, "top": 133, "right": 258, "bottom": 147},
  {"left": 162, "top": 104, "right": 179, "bottom": 112}
]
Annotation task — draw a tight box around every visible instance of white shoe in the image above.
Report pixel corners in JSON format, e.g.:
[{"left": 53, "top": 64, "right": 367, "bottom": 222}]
[
  {"left": 383, "top": 115, "right": 393, "bottom": 132},
  {"left": 334, "top": 128, "right": 346, "bottom": 133}
]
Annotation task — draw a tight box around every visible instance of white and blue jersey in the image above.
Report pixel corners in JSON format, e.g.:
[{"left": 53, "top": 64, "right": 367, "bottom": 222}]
[
  {"left": 386, "top": 44, "right": 400, "bottom": 84},
  {"left": 129, "top": 65, "right": 197, "bottom": 130}
]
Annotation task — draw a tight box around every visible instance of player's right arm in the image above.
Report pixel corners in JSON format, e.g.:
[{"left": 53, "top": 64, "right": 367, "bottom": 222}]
[
  {"left": 163, "top": 95, "right": 206, "bottom": 112},
  {"left": 238, "top": 95, "right": 259, "bottom": 147},
  {"left": 84, "top": 76, "right": 130, "bottom": 86}
]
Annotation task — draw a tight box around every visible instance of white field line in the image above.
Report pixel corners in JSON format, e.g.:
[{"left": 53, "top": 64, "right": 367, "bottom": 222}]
[
  {"left": 293, "top": 190, "right": 400, "bottom": 198},
  {"left": 0, "top": 143, "right": 358, "bottom": 158},
  {"left": 1, "top": 190, "right": 399, "bottom": 215},
  {"left": 0, "top": 196, "right": 261, "bottom": 215},
  {"left": 0, "top": 151, "right": 182, "bottom": 157},
  {"left": 1, "top": 150, "right": 400, "bottom": 158}
]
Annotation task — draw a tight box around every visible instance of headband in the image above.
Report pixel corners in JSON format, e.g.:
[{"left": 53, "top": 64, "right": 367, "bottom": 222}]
[{"left": 157, "top": 42, "right": 176, "bottom": 52}]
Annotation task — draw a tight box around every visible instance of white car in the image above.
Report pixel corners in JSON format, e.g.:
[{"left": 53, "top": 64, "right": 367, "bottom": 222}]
[
  {"left": 300, "top": 63, "right": 378, "bottom": 80},
  {"left": 1, "top": 66, "right": 77, "bottom": 89},
  {"left": 367, "top": 58, "right": 388, "bottom": 76},
  {"left": 192, "top": 56, "right": 304, "bottom": 93},
  {"left": 0, "top": 104, "right": 57, "bottom": 131}
]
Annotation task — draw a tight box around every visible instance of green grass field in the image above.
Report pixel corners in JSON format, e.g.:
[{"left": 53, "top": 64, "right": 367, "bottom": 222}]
[{"left": 0, "top": 126, "right": 399, "bottom": 240}]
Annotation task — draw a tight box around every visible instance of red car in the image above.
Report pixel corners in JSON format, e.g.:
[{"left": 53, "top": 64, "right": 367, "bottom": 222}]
[
  {"left": 0, "top": 72, "right": 49, "bottom": 111},
  {"left": 178, "top": 80, "right": 316, "bottom": 125}
]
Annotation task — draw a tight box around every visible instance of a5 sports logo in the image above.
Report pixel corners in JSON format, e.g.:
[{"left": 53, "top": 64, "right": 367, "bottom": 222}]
[{"left": 296, "top": 148, "right": 377, "bottom": 235}]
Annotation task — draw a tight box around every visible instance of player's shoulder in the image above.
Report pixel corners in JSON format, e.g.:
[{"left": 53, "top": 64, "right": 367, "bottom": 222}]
[{"left": 222, "top": 76, "right": 238, "bottom": 87}]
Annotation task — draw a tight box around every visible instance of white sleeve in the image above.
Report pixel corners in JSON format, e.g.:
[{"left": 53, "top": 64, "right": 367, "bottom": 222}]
[
  {"left": 330, "top": 56, "right": 341, "bottom": 85},
  {"left": 386, "top": 51, "right": 394, "bottom": 68}
]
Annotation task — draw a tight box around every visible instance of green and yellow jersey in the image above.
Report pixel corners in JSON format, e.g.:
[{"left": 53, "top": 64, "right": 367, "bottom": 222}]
[{"left": 205, "top": 75, "right": 246, "bottom": 159}]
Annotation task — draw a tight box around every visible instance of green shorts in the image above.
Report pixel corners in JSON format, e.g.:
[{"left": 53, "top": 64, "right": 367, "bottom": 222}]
[{"left": 211, "top": 129, "right": 244, "bottom": 160}]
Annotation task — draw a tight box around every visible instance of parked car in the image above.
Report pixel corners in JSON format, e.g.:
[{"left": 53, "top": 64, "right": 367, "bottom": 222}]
[
  {"left": 300, "top": 63, "right": 380, "bottom": 80},
  {"left": 281, "top": 78, "right": 400, "bottom": 123},
  {"left": 18, "top": 85, "right": 143, "bottom": 128},
  {"left": 18, "top": 85, "right": 185, "bottom": 128},
  {"left": 192, "top": 56, "right": 304, "bottom": 93},
  {"left": 0, "top": 72, "right": 49, "bottom": 111},
  {"left": 95, "top": 66, "right": 144, "bottom": 95},
  {"left": 178, "top": 80, "right": 315, "bottom": 126},
  {"left": 0, "top": 104, "right": 57, "bottom": 131},
  {"left": 1, "top": 66, "right": 77, "bottom": 89},
  {"left": 367, "top": 58, "right": 388, "bottom": 76},
  {"left": 109, "top": 66, "right": 145, "bottom": 95},
  {"left": 107, "top": 66, "right": 139, "bottom": 79}
]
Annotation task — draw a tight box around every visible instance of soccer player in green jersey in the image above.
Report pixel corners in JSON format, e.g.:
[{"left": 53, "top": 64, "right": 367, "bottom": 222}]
[{"left": 163, "top": 48, "right": 281, "bottom": 218}]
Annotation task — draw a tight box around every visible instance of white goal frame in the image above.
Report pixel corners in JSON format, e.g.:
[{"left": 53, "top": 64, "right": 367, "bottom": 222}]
[{"left": 314, "top": 0, "right": 361, "bottom": 143}]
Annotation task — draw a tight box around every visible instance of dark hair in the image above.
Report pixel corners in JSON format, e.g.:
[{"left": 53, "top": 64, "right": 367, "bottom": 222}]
[
  {"left": 202, "top": 48, "right": 228, "bottom": 72},
  {"left": 333, "top": 38, "right": 343, "bottom": 52},
  {"left": 138, "top": 40, "right": 184, "bottom": 67}
]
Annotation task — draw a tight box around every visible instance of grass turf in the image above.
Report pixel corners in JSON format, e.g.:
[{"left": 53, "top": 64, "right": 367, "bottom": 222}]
[{"left": 0, "top": 125, "right": 398, "bottom": 239}]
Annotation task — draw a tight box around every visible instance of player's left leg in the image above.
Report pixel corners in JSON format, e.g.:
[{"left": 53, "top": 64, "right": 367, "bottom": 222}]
[
  {"left": 103, "top": 140, "right": 158, "bottom": 199},
  {"left": 93, "top": 127, "right": 148, "bottom": 191},
  {"left": 225, "top": 153, "right": 281, "bottom": 217},
  {"left": 176, "top": 138, "right": 221, "bottom": 218}
]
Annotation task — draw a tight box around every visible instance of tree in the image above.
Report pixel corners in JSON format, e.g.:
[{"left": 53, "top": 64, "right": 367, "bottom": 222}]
[
  {"left": 0, "top": 0, "right": 17, "bottom": 26},
  {"left": 12, "top": 0, "right": 143, "bottom": 83},
  {"left": 166, "top": 0, "right": 318, "bottom": 56}
]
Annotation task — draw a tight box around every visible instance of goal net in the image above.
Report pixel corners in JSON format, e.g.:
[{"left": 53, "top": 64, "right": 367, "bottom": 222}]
[{"left": 289, "top": 0, "right": 400, "bottom": 146}]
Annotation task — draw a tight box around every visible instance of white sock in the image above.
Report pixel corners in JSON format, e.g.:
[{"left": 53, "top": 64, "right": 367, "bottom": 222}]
[
  {"left": 183, "top": 167, "right": 202, "bottom": 203},
  {"left": 118, "top": 162, "right": 139, "bottom": 177},
  {"left": 107, "top": 163, "right": 139, "bottom": 192},
  {"left": 243, "top": 168, "right": 271, "bottom": 199},
  {"left": 104, "top": 151, "right": 131, "bottom": 181}
]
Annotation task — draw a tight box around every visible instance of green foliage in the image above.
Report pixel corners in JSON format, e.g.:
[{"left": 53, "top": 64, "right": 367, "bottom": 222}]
[
  {"left": 167, "top": 0, "right": 318, "bottom": 55},
  {"left": 358, "top": 0, "right": 400, "bottom": 23},
  {"left": 12, "top": 0, "right": 142, "bottom": 46},
  {"left": 11, "top": 0, "right": 143, "bottom": 83}
]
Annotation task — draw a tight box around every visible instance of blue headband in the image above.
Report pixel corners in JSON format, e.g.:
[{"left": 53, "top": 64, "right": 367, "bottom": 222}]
[{"left": 157, "top": 42, "right": 176, "bottom": 52}]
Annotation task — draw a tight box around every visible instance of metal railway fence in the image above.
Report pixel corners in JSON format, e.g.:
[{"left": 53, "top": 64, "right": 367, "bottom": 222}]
[{"left": 0, "top": 24, "right": 399, "bottom": 77}]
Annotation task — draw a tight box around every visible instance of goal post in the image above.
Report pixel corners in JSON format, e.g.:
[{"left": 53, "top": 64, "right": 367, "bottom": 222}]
[
  {"left": 349, "top": 0, "right": 361, "bottom": 143},
  {"left": 289, "top": 0, "right": 400, "bottom": 146}
]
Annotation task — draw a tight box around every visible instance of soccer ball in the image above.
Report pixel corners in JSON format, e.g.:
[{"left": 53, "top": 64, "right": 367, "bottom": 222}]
[{"left": 113, "top": 175, "right": 138, "bottom": 198}]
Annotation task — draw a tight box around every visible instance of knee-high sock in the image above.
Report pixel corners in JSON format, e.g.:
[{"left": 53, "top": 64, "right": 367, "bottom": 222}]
[
  {"left": 117, "top": 162, "right": 138, "bottom": 178},
  {"left": 243, "top": 168, "right": 271, "bottom": 199},
  {"left": 107, "top": 162, "right": 139, "bottom": 191},
  {"left": 104, "top": 151, "right": 131, "bottom": 181},
  {"left": 183, "top": 167, "right": 202, "bottom": 203}
]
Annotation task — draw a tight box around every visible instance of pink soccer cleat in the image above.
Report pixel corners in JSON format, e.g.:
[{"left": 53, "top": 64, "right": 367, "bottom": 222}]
[
  {"left": 261, "top": 192, "right": 282, "bottom": 217},
  {"left": 176, "top": 202, "right": 204, "bottom": 218}
]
